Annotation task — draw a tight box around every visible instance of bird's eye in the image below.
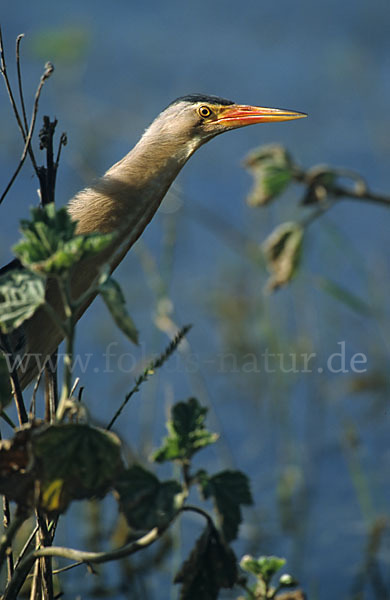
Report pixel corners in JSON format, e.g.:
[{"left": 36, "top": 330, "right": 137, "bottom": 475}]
[{"left": 198, "top": 106, "right": 212, "bottom": 118}]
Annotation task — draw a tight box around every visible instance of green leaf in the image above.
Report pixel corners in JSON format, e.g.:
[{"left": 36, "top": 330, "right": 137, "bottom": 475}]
[
  {"left": 244, "top": 144, "right": 295, "bottom": 206},
  {"left": 0, "top": 270, "right": 46, "bottom": 333},
  {"left": 38, "top": 233, "right": 114, "bottom": 274},
  {"left": 99, "top": 276, "right": 139, "bottom": 344},
  {"left": 15, "top": 205, "right": 76, "bottom": 263},
  {"left": 32, "top": 424, "right": 123, "bottom": 513},
  {"left": 240, "top": 554, "right": 286, "bottom": 585},
  {"left": 13, "top": 204, "right": 114, "bottom": 275},
  {"left": 115, "top": 464, "right": 183, "bottom": 530},
  {"left": 200, "top": 470, "right": 253, "bottom": 542},
  {"left": 262, "top": 222, "right": 304, "bottom": 292},
  {"left": 174, "top": 525, "right": 237, "bottom": 600},
  {"left": 152, "top": 398, "right": 219, "bottom": 463}
]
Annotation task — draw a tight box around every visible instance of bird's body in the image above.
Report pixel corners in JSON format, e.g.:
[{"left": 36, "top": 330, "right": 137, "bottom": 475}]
[{"left": 1, "top": 94, "right": 306, "bottom": 389}]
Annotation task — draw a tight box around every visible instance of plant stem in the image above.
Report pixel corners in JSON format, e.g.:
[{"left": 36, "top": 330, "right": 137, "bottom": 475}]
[
  {"left": 0, "top": 332, "right": 28, "bottom": 425},
  {"left": 106, "top": 324, "right": 191, "bottom": 430},
  {"left": 1, "top": 497, "right": 13, "bottom": 582},
  {"left": 56, "top": 278, "right": 76, "bottom": 420},
  {"left": 4, "top": 525, "right": 170, "bottom": 599},
  {"left": 0, "top": 510, "right": 27, "bottom": 573}
]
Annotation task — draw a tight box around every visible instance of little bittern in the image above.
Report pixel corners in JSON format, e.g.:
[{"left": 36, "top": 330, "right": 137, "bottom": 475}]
[{"left": 1, "top": 94, "right": 306, "bottom": 389}]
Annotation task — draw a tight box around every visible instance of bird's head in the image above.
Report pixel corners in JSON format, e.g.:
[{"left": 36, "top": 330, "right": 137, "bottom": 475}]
[
  {"left": 130, "top": 93, "right": 307, "bottom": 181},
  {"left": 156, "top": 94, "right": 306, "bottom": 148}
]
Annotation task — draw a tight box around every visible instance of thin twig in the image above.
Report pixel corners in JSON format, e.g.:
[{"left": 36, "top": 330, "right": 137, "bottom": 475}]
[
  {"left": 180, "top": 505, "right": 216, "bottom": 530},
  {"left": 35, "top": 511, "right": 54, "bottom": 600},
  {"left": 0, "top": 61, "right": 54, "bottom": 205},
  {"left": 51, "top": 561, "right": 84, "bottom": 576},
  {"left": 13, "top": 524, "right": 39, "bottom": 571},
  {"left": 296, "top": 165, "right": 390, "bottom": 208},
  {"left": 106, "top": 324, "right": 192, "bottom": 431},
  {"left": 15, "top": 34, "right": 29, "bottom": 135},
  {"left": 30, "top": 367, "right": 44, "bottom": 418},
  {"left": 2, "top": 496, "right": 14, "bottom": 580},
  {"left": 300, "top": 185, "right": 390, "bottom": 232},
  {"left": 0, "top": 27, "right": 28, "bottom": 143},
  {"left": 0, "top": 29, "right": 39, "bottom": 178},
  {"left": 0, "top": 511, "right": 28, "bottom": 570},
  {"left": 56, "top": 277, "right": 76, "bottom": 420},
  {"left": 0, "top": 333, "right": 28, "bottom": 425},
  {"left": 333, "top": 184, "right": 390, "bottom": 207},
  {"left": 55, "top": 133, "right": 67, "bottom": 169},
  {"left": 70, "top": 377, "right": 80, "bottom": 397},
  {"left": 29, "top": 558, "right": 41, "bottom": 600},
  {"left": 3, "top": 524, "right": 170, "bottom": 600},
  {"left": 38, "top": 509, "right": 211, "bottom": 579}
]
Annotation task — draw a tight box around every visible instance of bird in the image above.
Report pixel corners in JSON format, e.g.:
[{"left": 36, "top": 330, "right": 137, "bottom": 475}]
[{"left": 1, "top": 94, "right": 306, "bottom": 390}]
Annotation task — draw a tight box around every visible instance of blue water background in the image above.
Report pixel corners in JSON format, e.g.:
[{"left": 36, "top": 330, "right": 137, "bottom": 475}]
[{"left": 1, "top": 1, "right": 390, "bottom": 598}]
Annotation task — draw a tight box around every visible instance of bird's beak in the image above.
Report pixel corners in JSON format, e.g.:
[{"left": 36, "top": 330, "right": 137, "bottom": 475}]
[{"left": 217, "top": 104, "right": 307, "bottom": 128}]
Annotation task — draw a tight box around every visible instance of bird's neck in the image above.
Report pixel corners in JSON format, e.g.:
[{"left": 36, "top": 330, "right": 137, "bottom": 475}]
[
  {"left": 68, "top": 119, "right": 201, "bottom": 238},
  {"left": 65, "top": 118, "right": 204, "bottom": 305}
]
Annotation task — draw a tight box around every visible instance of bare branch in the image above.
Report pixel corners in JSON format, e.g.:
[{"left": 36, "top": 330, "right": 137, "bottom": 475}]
[
  {"left": 13, "top": 524, "right": 39, "bottom": 571},
  {"left": 0, "top": 332, "right": 28, "bottom": 425},
  {"left": 55, "top": 133, "right": 68, "bottom": 170},
  {"left": 0, "top": 511, "right": 28, "bottom": 571},
  {"left": 29, "top": 367, "right": 44, "bottom": 418},
  {"left": 15, "top": 34, "right": 28, "bottom": 134},
  {"left": 180, "top": 505, "right": 217, "bottom": 530},
  {"left": 3, "top": 525, "right": 167, "bottom": 599},
  {"left": 0, "top": 27, "right": 28, "bottom": 141},
  {"left": 106, "top": 324, "right": 192, "bottom": 431},
  {"left": 333, "top": 184, "right": 390, "bottom": 207},
  {"left": 2, "top": 497, "right": 14, "bottom": 581},
  {"left": 0, "top": 60, "right": 54, "bottom": 205}
]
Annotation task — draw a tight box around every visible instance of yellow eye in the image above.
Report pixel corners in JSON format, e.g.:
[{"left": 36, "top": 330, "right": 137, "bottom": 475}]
[{"left": 198, "top": 105, "right": 212, "bottom": 118}]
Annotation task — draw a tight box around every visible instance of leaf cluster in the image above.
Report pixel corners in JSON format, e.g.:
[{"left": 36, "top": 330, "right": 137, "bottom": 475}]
[
  {"left": 0, "top": 204, "right": 138, "bottom": 345},
  {"left": 0, "top": 396, "right": 255, "bottom": 600},
  {"left": 244, "top": 144, "right": 295, "bottom": 207},
  {"left": 0, "top": 423, "right": 124, "bottom": 514},
  {"left": 13, "top": 204, "right": 114, "bottom": 275},
  {"left": 239, "top": 554, "right": 299, "bottom": 599},
  {"left": 244, "top": 143, "right": 387, "bottom": 300},
  {"left": 151, "top": 397, "right": 253, "bottom": 598},
  {"left": 153, "top": 397, "right": 219, "bottom": 463}
]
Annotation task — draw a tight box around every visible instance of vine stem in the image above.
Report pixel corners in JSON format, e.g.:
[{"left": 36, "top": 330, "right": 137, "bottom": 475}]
[
  {"left": 3, "top": 525, "right": 167, "bottom": 600},
  {"left": 3, "top": 504, "right": 217, "bottom": 599}
]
